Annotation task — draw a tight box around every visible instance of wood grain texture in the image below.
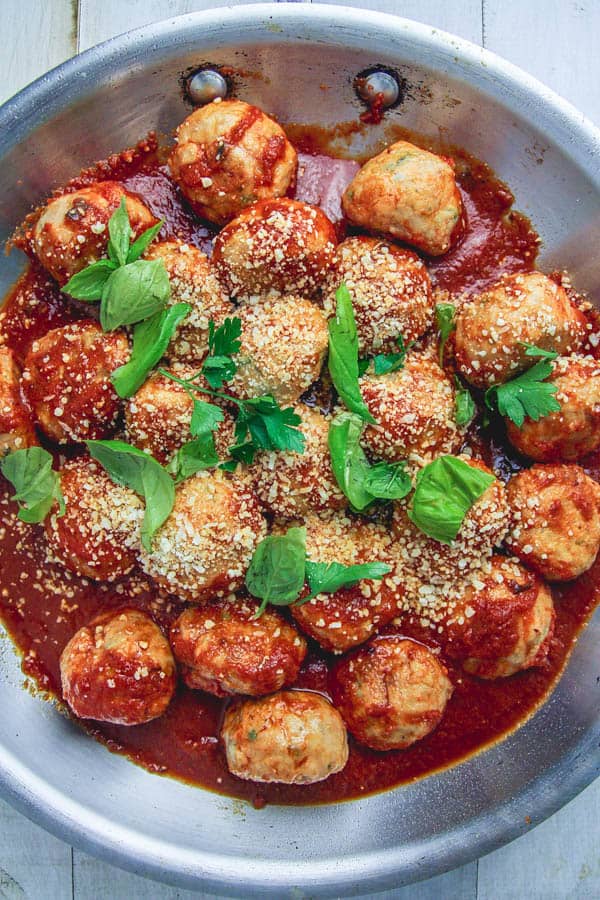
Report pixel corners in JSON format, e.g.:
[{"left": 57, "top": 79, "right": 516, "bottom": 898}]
[{"left": 1, "top": 1, "right": 600, "bottom": 898}]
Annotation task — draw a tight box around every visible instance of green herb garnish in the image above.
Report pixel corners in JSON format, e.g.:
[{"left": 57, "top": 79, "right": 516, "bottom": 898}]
[
  {"left": 167, "top": 434, "right": 220, "bottom": 484},
  {"left": 485, "top": 347, "right": 560, "bottom": 428},
  {"left": 328, "top": 411, "right": 412, "bottom": 512},
  {"left": 372, "top": 335, "right": 413, "bottom": 375},
  {"left": 201, "top": 317, "right": 242, "bottom": 389},
  {"left": 301, "top": 559, "right": 391, "bottom": 604},
  {"left": 407, "top": 455, "right": 495, "bottom": 544},
  {"left": 435, "top": 302, "right": 456, "bottom": 365},
  {"left": 0, "top": 447, "right": 65, "bottom": 523},
  {"left": 454, "top": 377, "right": 476, "bottom": 427},
  {"left": 328, "top": 283, "right": 375, "bottom": 422},
  {"left": 86, "top": 439, "right": 175, "bottom": 551}
]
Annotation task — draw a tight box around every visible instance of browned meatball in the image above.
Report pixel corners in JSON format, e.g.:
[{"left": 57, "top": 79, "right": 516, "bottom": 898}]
[
  {"left": 248, "top": 404, "right": 345, "bottom": 518},
  {"left": 221, "top": 690, "right": 348, "bottom": 784},
  {"left": 144, "top": 240, "right": 233, "bottom": 362},
  {"left": 342, "top": 140, "right": 463, "bottom": 256},
  {"left": 226, "top": 296, "right": 328, "bottom": 405},
  {"left": 360, "top": 352, "right": 463, "bottom": 466},
  {"left": 168, "top": 100, "right": 297, "bottom": 225},
  {"left": 290, "top": 513, "right": 402, "bottom": 653},
  {"left": 442, "top": 555, "right": 555, "bottom": 679},
  {"left": 212, "top": 198, "right": 337, "bottom": 301},
  {"left": 170, "top": 598, "right": 306, "bottom": 696},
  {"left": 323, "top": 236, "right": 433, "bottom": 355},
  {"left": 125, "top": 366, "right": 235, "bottom": 465},
  {"left": 332, "top": 636, "right": 453, "bottom": 750},
  {"left": 32, "top": 182, "right": 156, "bottom": 285},
  {"left": 454, "top": 272, "right": 587, "bottom": 389},
  {"left": 506, "top": 355, "right": 600, "bottom": 461},
  {"left": 139, "top": 469, "right": 267, "bottom": 603},
  {"left": 0, "top": 346, "right": 37, "bottom": 454},
  {"left": 60, "top": 608, "right": 176, "bottom": 725},
  {"left": 21, "top": 320, "right": 129, "bottom": 444},
  {"left": 506, "top": 464, "right": 600, "bottom": 581},
  {"left": 46, "top": 457, "right": 143, "bottom": 581}
]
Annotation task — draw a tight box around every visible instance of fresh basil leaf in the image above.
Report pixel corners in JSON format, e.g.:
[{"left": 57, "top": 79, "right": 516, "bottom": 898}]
[
  {"left": 208, "top": 317, "right": 242, "bottom": 357},
  {"left": 63, "top": 259, "right": 116, "bottom": 302},
  {"left": 485, "top": 360, "right": 560, "bottom": 428},
  {"left": 190, "top": 398, "right": 224, "bottom": 436},
  {"left": 107, "top": 198, "right": 132, "bottom": 267},
  {"left": 454, "top": 377, "right": 476, "bottom": 427},
  {"left": 372, "top": 335, "right": 412, "bottom": 375},
  {"left": 112, "top": 302, "right": 191, "bottom": 399},
  {"left": 302, "top": 559, "right": 391, "bottom": 603},
  {"left": 100, "top": 258, "right": 171, "bottom": 331},
  {"left": 202, "top": 355, "right": 237, "bottom": 389},
  {"left": 408, "top": 455, "right": 495, "bottom": 544},
  {"left": 520, "top": 342, "right": 559, "bottom": 361},
  {"left": 167, "top": 434, "right": 219, "bottom": 483},
  {"left": 127, "top": 220, "right": 164, "bottom": 264},
  {"left": 328, "top": 283, "right": 375, "bottom": 423},
  {"left": 245, "top": 526, "right": 307, "bottom": 615},
  {"left": 362, "top": 460, "right": 412, "bottom": 500},
  {"left": 86, "top": 439, "right": 174, "bottom": 551},
  {"left": 436, "top": 302, "right": 456, "bottom": 366},
  {"left": 0, "top": 447, "right": 65, "bottom": 524}
]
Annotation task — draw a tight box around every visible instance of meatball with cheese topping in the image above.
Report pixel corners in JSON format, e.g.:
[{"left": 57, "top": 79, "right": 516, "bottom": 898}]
[
  {"left": 170, "top": 598, "right": 306, "bottom": 697},
  {"left": 249, "top": 404, "right": 345, "bottom": 518},
  {"left": 221, "top": 690, "right": 348, "bottom": 784},
  {"left": 506, "top": 464, "right": 600, "bottom": 581},
  {"left": 323, "top": 236, "right": 433, "bottom": 354},
  {"left": 32, "top": 181, "right": 156, "bottom": 285},
  {"left": 46, "top": 457, "right": 143, "bottom": 581},
  {"left": 0, "top": 346, "right": 37, "bottom": 455},
  {"left": 506, "top": 355, "right": 600, "bottom": 461},
  {"left": 332, "top": 636, "right": 453, "bottom": 751},
  {"left": 21, "top": 320, "right": 129, "bottom": 444},
  {"left": 139, "top": 469, "right": 266, "bottom": 604},
  {"left": 144, "top": 240, "right": 233, "bottom": 362},
  {"left": 454, "top": 272, "right": 587, "bottom": 389},
  {"left": 360, "top": 352, "right": 463, "bottom": 467},
  {"left": 342, "top": 140, "right": 463, "bottom": 256},
  {"left": 168, "top": 100, "right": 297, "bottom": 226},
  {"left": 60, "top": 607, "right": 176, "bottom": 725},
  {"left": 290, "top": 512, "right": 402, "bottom": 653},
  {"left": 212, "top": 198, "right": 337, "bottom": 301},
  {"left": 441, "top": 555, "right": 555, "bottom": 679},
  {"left": 125, "top": 366, "right": 235, "bottom": 465},
  {"left": 226, "top": 296, "right": 328, "bottom": 405}
]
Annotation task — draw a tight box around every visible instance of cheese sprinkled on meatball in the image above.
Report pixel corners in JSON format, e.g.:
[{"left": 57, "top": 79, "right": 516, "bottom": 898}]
[{"left": 0, "top": 346, "right": 37, "bottom": 455}]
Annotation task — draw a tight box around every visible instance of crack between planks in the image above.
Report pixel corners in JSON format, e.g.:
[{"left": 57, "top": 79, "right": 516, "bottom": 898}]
[{"left": 481, "top": 0, "right": 487, "bottom": 47}]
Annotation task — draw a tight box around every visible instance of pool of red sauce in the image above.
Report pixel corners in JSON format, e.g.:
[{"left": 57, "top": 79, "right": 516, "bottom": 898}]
[{"left": 1, "top": 125, "right": 599, "bottom": 807}]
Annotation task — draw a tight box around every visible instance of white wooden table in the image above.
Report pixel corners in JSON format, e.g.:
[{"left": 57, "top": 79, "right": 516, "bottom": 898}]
[{"left": 2, "top": 1, "right": 600, "bottom": 897}]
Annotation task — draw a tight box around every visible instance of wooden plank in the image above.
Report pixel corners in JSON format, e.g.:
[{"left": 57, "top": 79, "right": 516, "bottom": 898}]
[
  {"left": 483, "top": 0, "right": 600, "bottom": 123},
  {"left": 0, "top": 798, "right": 72, "bottom": 900},
  {"left": 0, "top": 0, "right": 77, "bottom": 104},
  {"left": 73, "top": 852, "right": 210, "bottom": 900}
]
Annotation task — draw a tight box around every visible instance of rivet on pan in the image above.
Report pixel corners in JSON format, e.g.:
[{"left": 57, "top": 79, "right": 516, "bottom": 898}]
[
  {"left": 355, "top": 70, "right": 400, "bottom": 109},
  {"left": 186, "top": 69, "right": 229, "bottom": 105}
]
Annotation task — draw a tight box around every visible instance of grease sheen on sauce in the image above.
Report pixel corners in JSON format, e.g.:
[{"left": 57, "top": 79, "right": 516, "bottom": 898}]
[{"left": 0, "top": 126, "right": 598, "bottom": 807}]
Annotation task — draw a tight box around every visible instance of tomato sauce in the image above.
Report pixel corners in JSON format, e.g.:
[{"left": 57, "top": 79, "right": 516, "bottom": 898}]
[{"left": 0, "top": 125, "right": 598, "bottom": 807}]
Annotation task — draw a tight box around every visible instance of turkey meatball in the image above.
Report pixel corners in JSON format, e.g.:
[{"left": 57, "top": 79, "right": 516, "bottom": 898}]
[
  {"left": 170, "top": 598, "right": 306, "bottom": 696},
  {"left": 32, "top": 181, "right": 156, "bottom": 285},
  {"left": 0, "top": 346, "right": 37, "bottom": 454},
  {"left": 125, "top": 366, "right": 235, "bottom": 465},
  {"left": 168, "top": 99, "right": 297, "bottom": 225},
  {"left": 506, "top": 464, "right": 600, "bottom": 581},
  {"left": 442, "top": 555, "right": 555, "bottom": 679},
  {"left": 221, "top": 690, "right": 348, "bottom": 784},
  {"left": 323, "top": 236, "right": 433, "bottom": 354},
  {"left": 212, "top": 198, "right": 337, "bottom": 301},
  {"left": 506, "top": 355, "right": 600, "bottom": 461},
  {"left": 290, "top": 512, "right": 402, "bottom": 653},
  {"left": 46, "top": 457, "right": 143, "bottom": 581},
  {"left": 342, "top": 140, "right": 463, "bottom": 256},
  {"left": 139, "top": 469, "right": 266, "bottom": 603},
  {"left": 144, "top": 240, "right": 233, "bottom": 362},
  {"left": 332, "top": 636, "right": 453, "bottom": 751},
  {"left": 248, "top": 404, "right": 345, "bottom": 518},
  {"left": 226, "top": 296, "right": 328, "bottom": 405},
  {"left": 60, "top": 607, "right": 176, "bottom": 725},
  {"left": 454, "top": 272, "right": 587, "bottom": 389},
  {"left": 22, "top": 320, "right": 129, "bottom": 444},
  {"left": 360, "top": 352, "right": 463, "bottom": 466}
]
